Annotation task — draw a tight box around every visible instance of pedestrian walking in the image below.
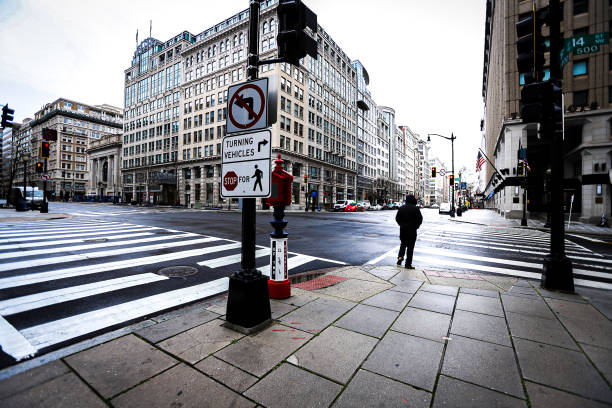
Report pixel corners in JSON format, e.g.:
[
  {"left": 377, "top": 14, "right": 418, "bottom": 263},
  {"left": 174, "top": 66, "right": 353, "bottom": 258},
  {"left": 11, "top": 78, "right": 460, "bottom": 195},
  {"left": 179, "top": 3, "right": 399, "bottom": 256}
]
[{"left": 395, "top": 194, "right": 423, "bottom": 269}]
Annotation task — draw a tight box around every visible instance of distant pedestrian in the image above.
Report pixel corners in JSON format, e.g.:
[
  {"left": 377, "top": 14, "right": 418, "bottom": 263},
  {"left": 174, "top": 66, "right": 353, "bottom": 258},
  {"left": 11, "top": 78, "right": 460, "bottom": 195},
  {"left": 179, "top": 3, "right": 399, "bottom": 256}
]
[{"left": 395, "top": 194, "right": 423, "bottom": 269}]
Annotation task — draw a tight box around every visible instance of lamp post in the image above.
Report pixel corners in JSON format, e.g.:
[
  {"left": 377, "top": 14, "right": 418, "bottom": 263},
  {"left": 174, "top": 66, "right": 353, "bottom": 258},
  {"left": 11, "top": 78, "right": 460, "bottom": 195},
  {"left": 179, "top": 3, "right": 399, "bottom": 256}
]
[
  {"left": 428, "top": 133, "right": 456, "bottom": 217},
  {"left": 16, "top": 153, "right": 30, "bottom": 212}
]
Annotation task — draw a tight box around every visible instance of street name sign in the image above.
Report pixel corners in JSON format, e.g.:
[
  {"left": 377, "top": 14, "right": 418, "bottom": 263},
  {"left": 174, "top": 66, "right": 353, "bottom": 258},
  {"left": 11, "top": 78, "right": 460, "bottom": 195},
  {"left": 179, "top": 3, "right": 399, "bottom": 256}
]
[
  {"left": 227, "top": 78, "right": 268, "bottom": 134},
  {"left": 221, "top": 129, "right": 271, "bottom": 198},
  {"left": 561, "top": 32, "right": 609, "bottom": 67}
]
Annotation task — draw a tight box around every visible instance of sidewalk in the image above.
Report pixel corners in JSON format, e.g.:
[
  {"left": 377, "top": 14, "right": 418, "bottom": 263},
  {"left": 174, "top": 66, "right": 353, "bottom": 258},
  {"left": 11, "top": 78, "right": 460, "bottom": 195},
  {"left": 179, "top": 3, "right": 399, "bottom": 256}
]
[
  {"left": 1, "top": 265, "right": 610, "bottom": 407},
  {"left": 0, "top": 208, "right": 70, "bottom": 222},
  {"left": 453, "top": 208, "right": 612, "bottom": 238}
]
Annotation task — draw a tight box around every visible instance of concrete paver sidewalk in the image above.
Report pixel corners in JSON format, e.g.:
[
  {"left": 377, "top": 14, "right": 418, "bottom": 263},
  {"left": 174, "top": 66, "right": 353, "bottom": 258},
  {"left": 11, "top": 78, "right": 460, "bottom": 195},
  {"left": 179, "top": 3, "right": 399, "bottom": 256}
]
[{"left": 0, "top": 265, "right": 610, "bottom": 407}]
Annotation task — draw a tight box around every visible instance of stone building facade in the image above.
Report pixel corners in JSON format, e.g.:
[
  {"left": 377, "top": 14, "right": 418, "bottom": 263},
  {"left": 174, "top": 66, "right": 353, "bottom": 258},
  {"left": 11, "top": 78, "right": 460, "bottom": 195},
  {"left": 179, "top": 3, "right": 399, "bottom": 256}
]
[
  {"left": 87, "top": 134, "right": 122, "bottom": 199},
  {"left": 482, "top": 0, "right": 611, "bottom": 222}
]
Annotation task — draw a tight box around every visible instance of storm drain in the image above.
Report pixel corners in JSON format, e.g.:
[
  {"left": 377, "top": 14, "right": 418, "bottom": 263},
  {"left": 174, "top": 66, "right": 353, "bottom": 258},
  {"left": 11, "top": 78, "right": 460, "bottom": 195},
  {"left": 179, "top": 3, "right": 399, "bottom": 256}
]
[
  {"left": 292, "top": 275, "right": 348, "bottom": 291},
  {"left": 84, "top": 238, "right": 109, "bottom": 243},
  {"left": 157, "top": 266, "right": 198, "bottom": 278}
]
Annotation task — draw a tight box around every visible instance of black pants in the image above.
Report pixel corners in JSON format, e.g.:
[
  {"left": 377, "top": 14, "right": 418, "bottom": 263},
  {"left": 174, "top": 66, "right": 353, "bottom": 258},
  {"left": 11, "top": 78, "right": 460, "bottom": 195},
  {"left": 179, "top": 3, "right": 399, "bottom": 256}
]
[{"left": 398, "top": 231, "right": 417, "bottom": 266}]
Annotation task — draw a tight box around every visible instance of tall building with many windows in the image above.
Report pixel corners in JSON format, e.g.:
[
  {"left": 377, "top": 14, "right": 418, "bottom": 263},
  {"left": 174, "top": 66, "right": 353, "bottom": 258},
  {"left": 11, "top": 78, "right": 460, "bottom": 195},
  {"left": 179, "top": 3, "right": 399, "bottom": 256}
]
[
  {"left": 482, "top": 0, "right": 611, "bottom": 222},
  {"left": 122, "top": 1, "right": 361, "bottom": 209}
]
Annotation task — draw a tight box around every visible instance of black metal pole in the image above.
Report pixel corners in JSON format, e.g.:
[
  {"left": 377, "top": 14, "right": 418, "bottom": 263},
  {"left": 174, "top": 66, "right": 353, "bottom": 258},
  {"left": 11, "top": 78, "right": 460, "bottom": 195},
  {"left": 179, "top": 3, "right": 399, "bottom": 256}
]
[
  {"left": 40, "top": 158, "right": 48, "bottom": 213},
  {"left": 23, "top": 160, "right": 27, "bottom": 208},
  {"left": 541, "top": 0, "right": 573, "bottom": 291},
  {"left": 521, "top": 180, "right": 527, "bottom": 226},
  {"left": 450, "top": 133, "right": 455, "bottom": 217},
  {"left": 224, "top": 0, "right": 271, "bottom": 333}
]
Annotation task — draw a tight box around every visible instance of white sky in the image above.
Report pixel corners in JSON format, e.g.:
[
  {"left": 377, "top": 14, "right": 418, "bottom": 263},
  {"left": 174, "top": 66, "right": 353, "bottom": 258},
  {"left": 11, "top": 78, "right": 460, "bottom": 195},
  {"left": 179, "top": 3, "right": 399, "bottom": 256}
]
[{"left": 0, "top": 0, "right": 485, "bottom": 173}]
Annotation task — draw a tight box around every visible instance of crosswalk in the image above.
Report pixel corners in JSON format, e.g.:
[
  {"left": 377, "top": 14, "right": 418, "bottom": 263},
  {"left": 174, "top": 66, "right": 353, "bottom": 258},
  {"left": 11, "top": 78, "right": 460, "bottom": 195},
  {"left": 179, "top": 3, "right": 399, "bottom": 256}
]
[
  {"left": 0, "top": 219, "right": 345, "bottom": 362},
  {"left": 368, "top": 223, "right": 612, "bottom": 290}
]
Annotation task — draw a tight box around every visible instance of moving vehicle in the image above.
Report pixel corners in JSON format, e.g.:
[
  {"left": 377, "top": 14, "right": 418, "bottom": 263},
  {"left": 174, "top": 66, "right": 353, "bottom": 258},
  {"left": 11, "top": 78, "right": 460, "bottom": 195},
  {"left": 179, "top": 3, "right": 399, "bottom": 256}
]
[
  {"left": 439, "top": 202, "right": 452, "bottom": 215},
  {"left": 333, "top": 200, "right": 351, "bottom": 211},
  {"left": 345, "top": 202, "right": 364, "bottom": 212},
  {"left": 10, "top": 187, "right": 44, "bottom": 209}
]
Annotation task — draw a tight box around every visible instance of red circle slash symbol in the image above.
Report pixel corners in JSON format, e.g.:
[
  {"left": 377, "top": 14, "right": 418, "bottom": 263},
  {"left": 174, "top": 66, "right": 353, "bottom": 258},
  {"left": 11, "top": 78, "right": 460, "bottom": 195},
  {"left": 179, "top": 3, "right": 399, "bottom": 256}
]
[
  {"left": 223, "top": 171, "right": 238, "bottom": 191},
  {"left": 228, "top": 83, "right": 266, "bottom": 130}
]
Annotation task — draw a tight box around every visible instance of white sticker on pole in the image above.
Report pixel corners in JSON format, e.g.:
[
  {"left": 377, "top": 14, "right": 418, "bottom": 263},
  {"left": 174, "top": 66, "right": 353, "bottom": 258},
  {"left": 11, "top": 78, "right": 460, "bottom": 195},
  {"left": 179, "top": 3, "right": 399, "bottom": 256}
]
[{"left": 270, "top": 238, "right": 288, "bottom": 281}]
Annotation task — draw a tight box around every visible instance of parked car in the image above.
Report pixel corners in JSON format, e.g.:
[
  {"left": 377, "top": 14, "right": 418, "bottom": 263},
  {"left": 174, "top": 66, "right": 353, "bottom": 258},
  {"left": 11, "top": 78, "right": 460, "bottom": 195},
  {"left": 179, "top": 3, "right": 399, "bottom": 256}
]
[
  {"left": 431, "top": 203, "right": 440, "bottom": 209},
  {"left": 439, "top": 202, "right": 452, "bottom": 215},
  {"left": 358, "top": 201, "right": 371, "bottom": 210},
  {"left": 345, "top": 202, "right": 364, "bottom": 212},
  {"left": 11, "top": 187, "right": 43, "bottom": 209},
  {"left": 333, "top": 199, "right": 351, "bottom": 212},
  {"left": 371, "top": 204, "right": 383, "bottom": 211}
]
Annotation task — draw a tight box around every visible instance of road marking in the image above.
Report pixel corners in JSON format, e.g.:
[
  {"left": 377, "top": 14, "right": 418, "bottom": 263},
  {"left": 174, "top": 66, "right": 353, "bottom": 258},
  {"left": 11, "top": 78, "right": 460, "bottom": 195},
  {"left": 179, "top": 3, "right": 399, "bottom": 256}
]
[
  {"left": 0, "top": 242, "right": 242, "bottom": 289},
  {"left": 0, "top": 224, "right": 140, "bottom": 238},
  {"left": 568, "top": 234, "right": 607, "bottom": 243},
  {"left": 21, "top": 278, "right": 230, "bottom": 349},
  {"left": 0, "top": 273, "right": 168, "bottom": 316},
  {"left": 0, "top": 227, "right": 160, "bottom": 244},
  {"left": 414, "top": 246, "right": 539, "bottom": 269},
  {"left": 366, "top": 246, "right": 400, "bottom": 265},
  {"left": 0, "top": 232, "right": 156, "bottom": 251},
  {"left": 0, "top": 236, "right": 219, "bottom": 272},
  {"left": 0, "top": 233, "right": 198, "bottom": 260},
  {"left": 0, "top": 316, "right": 37, "bottom": 361},
  {"left": 199, "top": 248, "right": 270, "bottom": 268}
]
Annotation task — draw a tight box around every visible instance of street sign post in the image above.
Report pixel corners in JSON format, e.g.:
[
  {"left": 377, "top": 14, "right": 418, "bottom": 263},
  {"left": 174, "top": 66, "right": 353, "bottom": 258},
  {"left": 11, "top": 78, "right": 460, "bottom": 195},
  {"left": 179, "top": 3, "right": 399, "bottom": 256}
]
[
  {"left": 227, "top": 78, "right": 268, "bottom": 134},
  {"left": 221, "top": 129, "right": 271, "bottom": 197}
]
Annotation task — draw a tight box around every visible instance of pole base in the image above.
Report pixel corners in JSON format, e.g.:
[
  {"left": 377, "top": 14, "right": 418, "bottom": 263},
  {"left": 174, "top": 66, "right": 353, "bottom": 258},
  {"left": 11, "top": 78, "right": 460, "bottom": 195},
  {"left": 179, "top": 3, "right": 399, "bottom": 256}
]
[
  {"left": 268, "top": 279, "right": 291, "bottom": 299},
  {"left": 541, "top": 255, "right": 574, "bottom": 292},
  {"left": 40, "top": 202, "right": 49, "bottom": 213},
  {"left": 225, "top": 272, "right": 272, "bottom": 333},
  {"left": 521, "top": 218, "right": 527, "bottom": 226},
  {"left": 456, "top": 208, "right": 462, "bottom": 216}
]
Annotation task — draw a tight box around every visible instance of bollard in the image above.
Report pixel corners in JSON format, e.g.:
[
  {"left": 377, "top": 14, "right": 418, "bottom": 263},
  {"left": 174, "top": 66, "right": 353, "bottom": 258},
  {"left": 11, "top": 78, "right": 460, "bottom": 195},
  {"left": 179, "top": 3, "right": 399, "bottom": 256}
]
[{"left": 267, "top": 154, "right": 293, "bottom": 299}]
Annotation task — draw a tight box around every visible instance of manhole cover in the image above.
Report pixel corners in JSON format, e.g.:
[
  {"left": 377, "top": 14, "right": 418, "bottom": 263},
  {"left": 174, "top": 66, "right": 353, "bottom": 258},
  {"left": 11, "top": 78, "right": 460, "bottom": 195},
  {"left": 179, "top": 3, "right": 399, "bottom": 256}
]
[
  {"left": 157, "top": 266, "right": 198, "bottom": 278},
  {"left": 364, "top": 233, "right": 379, "bottom": 237},
  {"left": 84, "top": 238, "right": 109, "bottom": 242}
]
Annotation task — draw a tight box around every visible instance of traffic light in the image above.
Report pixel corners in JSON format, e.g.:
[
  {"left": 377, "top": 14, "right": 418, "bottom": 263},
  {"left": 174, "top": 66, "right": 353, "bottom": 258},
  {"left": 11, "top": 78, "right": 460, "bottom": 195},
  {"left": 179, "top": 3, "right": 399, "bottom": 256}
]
[
  {"left": 277, "top": 0, "right": 318, "bottom": 66},
  {"left": 518, "top": 160, "right": 525, "bottom": 177},
  {"left": 36, "top": 162, "right": 43, "bottom": 173},
  {"left": 1, "top": 104, "right": 15, "bottom": 128},
  {"left": 449, "top": 174, "right": 454, "bottom": 186},
  {"left": 516, "top": 5, "right": 547, "bottom": 84},
  {"left": 40, "top": 141, "right": 51, "bottom": 159},
  {"left": 43, "top": 128, "right": 58, "bottom": 141},
  {"left": 431, "top": 167, "right": 437, "bottom": 178},
  {"left": 521, "top": 81, "right": 563, "bottom": 125},
  {"left": 304, "top": 174, "right": 308, "bottom": 184}
]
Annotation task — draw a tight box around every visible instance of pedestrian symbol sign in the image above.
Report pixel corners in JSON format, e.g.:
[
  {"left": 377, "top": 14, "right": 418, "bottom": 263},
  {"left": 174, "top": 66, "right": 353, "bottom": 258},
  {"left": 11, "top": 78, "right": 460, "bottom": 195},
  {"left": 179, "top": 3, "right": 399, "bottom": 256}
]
[
  {"left": 221, "top": 130, "right": 271, "bottom": 198},
  {"left": 227, "top": 78, "right": 268, "bottom": 134}
]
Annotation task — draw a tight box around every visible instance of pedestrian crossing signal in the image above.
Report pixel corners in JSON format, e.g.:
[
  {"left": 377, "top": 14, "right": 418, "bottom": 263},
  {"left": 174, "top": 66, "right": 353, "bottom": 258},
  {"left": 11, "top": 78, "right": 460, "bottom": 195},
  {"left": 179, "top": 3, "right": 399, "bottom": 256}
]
[
  {"left": 40, "top": 141, "right": 50, "bottom": 159},
  {"left": 431, "top": 167, "right": 437, "bottom": 178}
]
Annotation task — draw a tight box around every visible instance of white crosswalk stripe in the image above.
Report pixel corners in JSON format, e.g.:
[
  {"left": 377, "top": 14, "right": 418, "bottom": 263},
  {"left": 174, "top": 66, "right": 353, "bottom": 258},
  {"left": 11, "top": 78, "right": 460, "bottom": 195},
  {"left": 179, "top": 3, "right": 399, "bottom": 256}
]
[
  {"left": 0, "top": 219, "right": 345, "bottom": 361},
  {"left": 368, "top": 225, "right": 612, "bottom": 290}
]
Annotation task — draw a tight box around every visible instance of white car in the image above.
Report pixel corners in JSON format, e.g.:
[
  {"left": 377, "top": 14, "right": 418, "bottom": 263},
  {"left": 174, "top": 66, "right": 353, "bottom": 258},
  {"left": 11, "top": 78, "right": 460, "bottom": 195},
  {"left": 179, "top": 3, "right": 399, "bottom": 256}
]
[
  {"left": 439, "top": 202, "right": 452, "bottom": 215},
  {"left": 358, "top": 201, "right": 371, "bottom": 210},
  {"left": 333, "top": 199, "right": 351, "bottom": 211},
  {"left": 371, "top": 204, "right": 383, "bottom": 211}
]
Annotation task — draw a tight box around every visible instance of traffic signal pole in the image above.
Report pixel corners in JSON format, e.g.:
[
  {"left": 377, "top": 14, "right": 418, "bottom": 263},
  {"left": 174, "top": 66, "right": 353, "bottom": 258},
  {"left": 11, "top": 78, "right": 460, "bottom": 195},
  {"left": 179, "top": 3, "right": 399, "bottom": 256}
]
[
  {"left": 224, "top": 0, "right": 272, "bottom": 334},
  {"left": 541, "top": 0, "right": 574, "bottom": 291}
]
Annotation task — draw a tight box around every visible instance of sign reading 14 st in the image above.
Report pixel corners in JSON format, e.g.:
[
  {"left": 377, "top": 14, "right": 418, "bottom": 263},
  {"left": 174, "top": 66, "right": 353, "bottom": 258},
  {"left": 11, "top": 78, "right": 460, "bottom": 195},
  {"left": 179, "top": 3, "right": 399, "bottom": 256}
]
[
  {"left": 227, "top": 78, "right": 268, "bottom": 134},
  {"left": 221, "top": 130, "right": 271, "bottom": 198}
]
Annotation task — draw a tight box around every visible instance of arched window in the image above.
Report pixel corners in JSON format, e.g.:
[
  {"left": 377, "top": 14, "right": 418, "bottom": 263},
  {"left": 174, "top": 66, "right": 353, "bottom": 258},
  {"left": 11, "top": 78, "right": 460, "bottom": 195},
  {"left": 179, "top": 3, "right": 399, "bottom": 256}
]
[
  {"left": 239, "top": 32, "right": 245, "bottom": 44},
  {"left": 263, "top": 21, "right": 268, "bottom": 33},
  {"left": 270, "top": 19, "right": 275, "bottom": 32},
  {"left": 102, "top": 161, "right": 108, "bottom": 182},
  {"left": 225, "top": 39, "right": 229, "bottom": 50},
  {"left": 213, "top": 45, "right": 217, "bottom": 55},
  {"left": 233, "top": 35, "right": 238, "bottom": 47},
  {"left": 207, "top": 47, "right": 212, "bottom": 58}
]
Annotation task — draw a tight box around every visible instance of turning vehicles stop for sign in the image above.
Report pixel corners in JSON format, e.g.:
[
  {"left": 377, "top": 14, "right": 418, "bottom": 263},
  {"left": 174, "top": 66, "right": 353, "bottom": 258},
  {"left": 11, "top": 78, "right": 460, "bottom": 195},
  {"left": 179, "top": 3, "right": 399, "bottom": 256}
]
[{"left": 221, "top": 130, "right": 271, "bottom": 198}]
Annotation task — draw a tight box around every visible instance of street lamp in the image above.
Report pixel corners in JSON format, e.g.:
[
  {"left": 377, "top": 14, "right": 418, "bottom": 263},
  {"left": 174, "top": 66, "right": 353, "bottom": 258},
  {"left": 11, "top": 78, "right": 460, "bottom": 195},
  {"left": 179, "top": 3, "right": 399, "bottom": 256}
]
[
  {"left": 17, "top": 153, "right": 31, "bottom": 212},
  {"left": 427, "top": 133, "right": 456, "bottom": 217}
]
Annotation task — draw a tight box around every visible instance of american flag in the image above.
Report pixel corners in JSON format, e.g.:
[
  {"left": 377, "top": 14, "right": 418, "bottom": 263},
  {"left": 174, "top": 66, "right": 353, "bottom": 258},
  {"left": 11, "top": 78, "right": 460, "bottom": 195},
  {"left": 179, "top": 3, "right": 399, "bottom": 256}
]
[
  {"left": 524, "top": 159, "right": 531, "bottom": 172},
  {"left": 476, "top": 151, "right": 485, "bottom": 172}
]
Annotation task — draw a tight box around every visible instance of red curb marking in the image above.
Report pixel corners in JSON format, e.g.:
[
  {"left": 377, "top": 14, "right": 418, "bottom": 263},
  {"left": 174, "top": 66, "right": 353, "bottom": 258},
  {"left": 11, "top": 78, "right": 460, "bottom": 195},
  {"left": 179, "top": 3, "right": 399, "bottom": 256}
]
[
  {"left": 292, "top": 337, "right": 306, "bottom": 340},
  {"left": 272, "top": 329, "right": 286, "bottom": 332},
  {"left": 402, "top": 397, "right": 408, "bottom": 405},
  {"left": 291, "top": 322, "right": 302, "bottom": 324},
  {"left": 292, "top": 275, "right": 349, "bottom": 291}
]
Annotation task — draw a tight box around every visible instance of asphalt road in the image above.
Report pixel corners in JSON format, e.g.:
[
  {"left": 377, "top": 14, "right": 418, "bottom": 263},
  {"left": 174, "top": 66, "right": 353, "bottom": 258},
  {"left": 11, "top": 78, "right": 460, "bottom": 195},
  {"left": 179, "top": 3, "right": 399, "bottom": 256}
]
[{"left": 0, "top": 202, "right": 610, "bottom": 367}]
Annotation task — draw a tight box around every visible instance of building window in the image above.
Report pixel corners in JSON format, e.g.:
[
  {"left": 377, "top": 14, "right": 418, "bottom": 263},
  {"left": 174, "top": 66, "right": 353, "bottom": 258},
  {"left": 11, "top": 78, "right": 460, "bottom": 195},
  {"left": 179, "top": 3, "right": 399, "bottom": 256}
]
[
  {"left": 573, "top": 60, "right": 587, "bottom": 76},
  {"left": 573, "top": 90, "right": 588, "bottom": 106},
  {"left": 573, "top": 0, "right": 588, "bottom": 15}
]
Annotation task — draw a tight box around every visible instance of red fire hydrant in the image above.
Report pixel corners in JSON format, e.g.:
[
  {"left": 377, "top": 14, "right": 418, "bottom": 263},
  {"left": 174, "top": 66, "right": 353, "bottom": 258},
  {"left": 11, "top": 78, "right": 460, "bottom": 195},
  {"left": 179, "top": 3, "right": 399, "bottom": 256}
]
[{"left": 266, "top": 154, "right": 293, "bottom": 299}]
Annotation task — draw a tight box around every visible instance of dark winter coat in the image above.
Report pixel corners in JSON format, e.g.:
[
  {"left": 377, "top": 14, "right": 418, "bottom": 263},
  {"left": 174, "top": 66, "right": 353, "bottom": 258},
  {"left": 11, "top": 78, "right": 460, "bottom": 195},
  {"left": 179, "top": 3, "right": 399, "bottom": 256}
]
[{"left": 395, "top": 203, "right": 423, "bottom": 240}]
